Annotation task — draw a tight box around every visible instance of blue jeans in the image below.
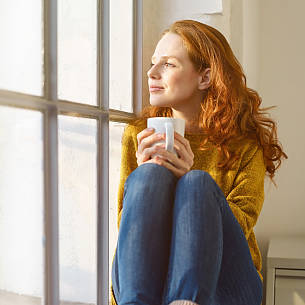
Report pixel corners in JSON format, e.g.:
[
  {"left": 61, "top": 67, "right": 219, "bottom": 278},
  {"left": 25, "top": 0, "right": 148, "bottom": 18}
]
[{"left": 111, "top": 163, "right": 263, "bottom": 305}]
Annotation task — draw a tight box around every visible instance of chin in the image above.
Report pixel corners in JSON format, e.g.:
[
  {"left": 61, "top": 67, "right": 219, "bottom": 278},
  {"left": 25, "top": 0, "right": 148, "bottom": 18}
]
[{"left": 149, "top": 97, "right": 173, "bottom": 108}]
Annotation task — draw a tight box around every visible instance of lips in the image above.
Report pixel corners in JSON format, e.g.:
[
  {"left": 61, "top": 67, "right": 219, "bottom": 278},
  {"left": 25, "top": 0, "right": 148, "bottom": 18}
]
[
  {"left": 149, "top": 85, "right": 164, "bottom": 92},
  {"left": 149, "top": 85, "right": 164, "bottom": 89}
]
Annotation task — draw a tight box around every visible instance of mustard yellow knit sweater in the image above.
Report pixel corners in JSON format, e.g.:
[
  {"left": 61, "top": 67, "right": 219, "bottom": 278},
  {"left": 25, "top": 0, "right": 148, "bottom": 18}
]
[{"left": 110, "top": 119, "right": 266, "bottom": 305}]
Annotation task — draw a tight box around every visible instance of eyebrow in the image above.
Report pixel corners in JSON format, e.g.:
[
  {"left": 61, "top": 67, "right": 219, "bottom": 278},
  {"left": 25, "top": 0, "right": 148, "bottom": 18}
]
[{"left": 151, "top": 55, "right": 179, "bottom": 61}]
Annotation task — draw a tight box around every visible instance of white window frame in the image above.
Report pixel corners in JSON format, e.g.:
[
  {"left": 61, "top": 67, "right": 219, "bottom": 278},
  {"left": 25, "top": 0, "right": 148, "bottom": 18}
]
[{"left": 0, "top": 0, "right": 143, "bottom": 304}]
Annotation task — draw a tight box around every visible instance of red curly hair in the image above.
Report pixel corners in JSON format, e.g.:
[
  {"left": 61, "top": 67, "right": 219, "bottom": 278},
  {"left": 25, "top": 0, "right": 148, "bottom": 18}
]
[{"left": 132, "top": 19, "right": 287, "bottom": 183}]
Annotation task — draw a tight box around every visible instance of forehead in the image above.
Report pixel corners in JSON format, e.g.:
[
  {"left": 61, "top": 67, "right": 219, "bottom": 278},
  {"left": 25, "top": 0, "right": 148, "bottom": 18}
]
[{"left": 151, "top": 32, "right": 188, "bottom": 61}]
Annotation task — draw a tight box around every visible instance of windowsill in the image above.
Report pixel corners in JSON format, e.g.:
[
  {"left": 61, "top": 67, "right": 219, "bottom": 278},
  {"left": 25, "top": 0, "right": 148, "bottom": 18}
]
[{"left": 0, "top": 289, "right": 97, "bottom": 305}]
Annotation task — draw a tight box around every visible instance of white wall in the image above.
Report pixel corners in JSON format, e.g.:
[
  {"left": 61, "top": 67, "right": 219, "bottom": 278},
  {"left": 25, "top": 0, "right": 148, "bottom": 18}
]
[
  {"left": 242, "top": 2, "right": 305, "bottom": 304},
  {"left": 143, "top": 1, "right": 305, "bottom": 305},
  {"left": 255, "top": 0, "right": 305, "bottom": 304}
]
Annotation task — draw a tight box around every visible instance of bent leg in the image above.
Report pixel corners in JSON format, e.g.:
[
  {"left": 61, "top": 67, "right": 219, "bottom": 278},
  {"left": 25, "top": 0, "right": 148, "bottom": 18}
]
[
  {"left": 162, "top": 170, "right": 223, "bottom": 305},
  {"left": 214, "top": 189, "right": 263, "bottom": 305},
  {"left": 162, "top": 170, "right": 263, "bottom": 305},
  {"left": 111, "top": 163, "right": 178, "bottom": 305}
]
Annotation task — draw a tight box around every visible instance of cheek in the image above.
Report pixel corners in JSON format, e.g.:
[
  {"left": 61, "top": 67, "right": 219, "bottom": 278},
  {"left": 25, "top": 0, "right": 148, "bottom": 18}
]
[
  {"left": 166, "top": 72, "right": 183, "bottom": 86},
  {"left": 166, "top": 72, "right": 197, "bottom": 95}
]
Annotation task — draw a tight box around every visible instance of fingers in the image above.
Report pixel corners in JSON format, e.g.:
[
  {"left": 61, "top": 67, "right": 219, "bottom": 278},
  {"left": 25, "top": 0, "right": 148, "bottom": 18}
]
[
  {"left": 137, "top": 129, "right": 164, "bottom": 150},
  {"left": 136, "top": 129, "right": 195, "bottom": 177},
  {"left": 136, "top": 143, "right": 164, "bottom": 165},
  {"left": 154, "top": 145, "right": 192, "bottom": 172},
  {"left": 137, "top": 128, "right": 156, "bottom": 146},
  {"left": 142, "top": 154, "right": 185, "bottom": 178},
  {"left": 173, "top": 141, "right": 191, "bottom": 162},
  {"left": 174, "top": 132, "right": 195, "bottom": 159},
  {"left": 136, "top": 128, "right": 166, "bottom": 165}
]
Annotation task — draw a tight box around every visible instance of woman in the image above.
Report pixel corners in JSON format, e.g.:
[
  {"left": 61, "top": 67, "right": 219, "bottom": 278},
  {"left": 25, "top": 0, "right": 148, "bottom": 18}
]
[{"left": 110, "top": 20, "right": 287, "bottom": 305}]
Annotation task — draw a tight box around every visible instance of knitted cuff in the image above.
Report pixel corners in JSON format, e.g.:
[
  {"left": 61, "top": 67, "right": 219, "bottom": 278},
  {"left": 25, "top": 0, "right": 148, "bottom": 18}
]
[{"left": 168, "top": 300, "right": 199, "bottom": 305}]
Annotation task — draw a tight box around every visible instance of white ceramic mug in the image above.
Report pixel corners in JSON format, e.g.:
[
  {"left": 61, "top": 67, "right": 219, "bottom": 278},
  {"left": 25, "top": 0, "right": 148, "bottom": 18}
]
[{"left": 147, "top": 117, "right": 185, "bottom": 158}]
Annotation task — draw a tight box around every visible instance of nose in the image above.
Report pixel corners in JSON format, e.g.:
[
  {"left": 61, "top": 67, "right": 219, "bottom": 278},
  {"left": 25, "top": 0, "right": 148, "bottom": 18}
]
[{"left": 147, "top": 64, "right": 161, "bottom": 79}]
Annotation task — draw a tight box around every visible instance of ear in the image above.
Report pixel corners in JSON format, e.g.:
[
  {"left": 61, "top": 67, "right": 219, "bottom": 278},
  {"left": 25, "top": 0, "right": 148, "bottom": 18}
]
[{"left": 198, "top": 68, "right": 211, "bottom": 90}]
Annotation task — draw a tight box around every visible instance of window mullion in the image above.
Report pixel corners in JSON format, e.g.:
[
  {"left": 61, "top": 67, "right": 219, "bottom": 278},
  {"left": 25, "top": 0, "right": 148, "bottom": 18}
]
[
  {"left": 43, "top": 1, "right": 60, "bottom": 305},
  {"left": 44, "top": 0, "right": 58, "bottom": 101},
  {"left": 97, "top": 0, "right": 110, "bottom": 305},
  {"left": 43, "top": 106, "right": 60, "bottom": 305},
  {"left": 133, "top": 0, "right": 143, "bottom": 115}
]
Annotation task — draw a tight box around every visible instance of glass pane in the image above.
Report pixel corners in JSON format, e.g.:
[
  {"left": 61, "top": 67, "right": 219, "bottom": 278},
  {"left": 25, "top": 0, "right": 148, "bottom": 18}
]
[
  {"left": 58, "top": 115, "right": 97, "bottom": 305},
  {"left": 109, "top": 0, "right": 133, "bottom": 112},
  {"left": 109, "top": 121, "right": 126, "bottom": 301},
  {"left": 0, "top": 106, "right": 43, "bottom": 304},
  {"left": 0, "top": 0, "right": 43, "bottom": 95},
  {"left": 58, "top": 0, "right": 97, "bottom": 105}
]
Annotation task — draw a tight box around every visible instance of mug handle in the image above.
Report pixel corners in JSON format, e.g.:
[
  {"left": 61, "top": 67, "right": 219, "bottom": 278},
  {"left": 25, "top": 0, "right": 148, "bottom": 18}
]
[{"left": 165, "top": 122, "right": 174, "bottom": 153}]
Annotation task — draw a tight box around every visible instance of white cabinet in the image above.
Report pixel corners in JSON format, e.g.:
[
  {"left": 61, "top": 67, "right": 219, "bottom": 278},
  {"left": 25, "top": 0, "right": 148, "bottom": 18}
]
[{"left": 266, "top": 237, "right": 305, "bottom": 305}]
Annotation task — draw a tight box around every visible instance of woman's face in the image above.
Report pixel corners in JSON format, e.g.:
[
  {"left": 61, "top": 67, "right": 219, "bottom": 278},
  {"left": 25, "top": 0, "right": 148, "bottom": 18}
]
[{"left": 147, "top": 32, "right": 207, "bottom": 110}]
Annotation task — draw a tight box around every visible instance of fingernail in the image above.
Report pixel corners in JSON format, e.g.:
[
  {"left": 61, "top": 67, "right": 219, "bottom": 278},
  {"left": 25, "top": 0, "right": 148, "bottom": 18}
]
[{"left": 147, "top": 127, "right": 154, "bottom": 131}]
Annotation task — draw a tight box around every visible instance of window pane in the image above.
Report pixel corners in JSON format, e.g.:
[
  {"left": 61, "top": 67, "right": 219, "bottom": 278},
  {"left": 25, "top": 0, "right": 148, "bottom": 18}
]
[
  {"left": 0, "top": 106, "right": 43, "bottom": 304},
  {"left": 58, "top": 0, "right": 97, "bottom": 105},
  {"left": 0, "top": 0, "right": 43, "bottom": 95},
  {"left": 109, "top": 0, "right": 133, "bottom": 112},
  {"left": 109, "top": 121, "right": 126, "bottom": 300},
  {"left": 58, "top": 115, "right": 97, "bottom": 305}
]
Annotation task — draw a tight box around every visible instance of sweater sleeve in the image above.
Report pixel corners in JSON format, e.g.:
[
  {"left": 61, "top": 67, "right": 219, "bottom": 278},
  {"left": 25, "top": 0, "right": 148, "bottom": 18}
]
[
  {"left": 225, "top": 143, "right": 266, "bottom": 240},
  {"left": 116, "top": 124, "right": 139, "bottom": 230}
]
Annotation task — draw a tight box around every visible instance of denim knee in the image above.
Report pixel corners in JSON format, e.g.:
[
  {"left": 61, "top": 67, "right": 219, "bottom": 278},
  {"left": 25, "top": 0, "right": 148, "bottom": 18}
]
[
  {"left": 125, "top": 163, "right": 177, "bottom": 187},
  {"left": 179, "top": 169, "right": 214, "bottom": 188},
  {"left": 123, "top": 163, "right": 178, "bottom": 209},
  {"left": 177, "top": 170, "right": 224, "bottom": 212}
]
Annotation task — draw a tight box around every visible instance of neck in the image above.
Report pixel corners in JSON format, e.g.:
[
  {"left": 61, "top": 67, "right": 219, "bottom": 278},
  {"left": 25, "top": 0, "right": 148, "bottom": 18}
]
[
  {"left": 171, "top": 106, "right": 203, "bottom": 134},
  {"left": 170, "top": 90, "right": 206, "bottom": 133}
]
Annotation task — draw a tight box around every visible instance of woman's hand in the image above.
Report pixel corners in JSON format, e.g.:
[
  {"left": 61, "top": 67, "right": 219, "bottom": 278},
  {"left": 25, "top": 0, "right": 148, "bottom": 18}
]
[
  {"left": 137, "top": 129, "right": 194, "bottom": 178},
  {"left": 136, "top": 128, "right": 167, "bottom": 166}
]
